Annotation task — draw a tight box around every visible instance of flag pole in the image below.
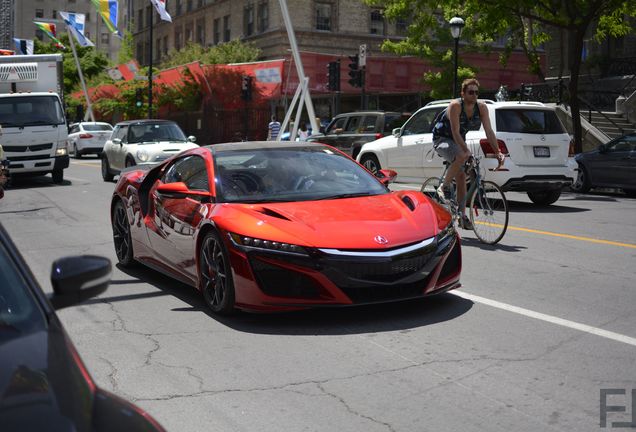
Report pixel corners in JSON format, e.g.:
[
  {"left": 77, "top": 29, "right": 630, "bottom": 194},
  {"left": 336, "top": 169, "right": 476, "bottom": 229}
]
[{"left": 66, "top": 26, "right": 95, "bottom": 122}]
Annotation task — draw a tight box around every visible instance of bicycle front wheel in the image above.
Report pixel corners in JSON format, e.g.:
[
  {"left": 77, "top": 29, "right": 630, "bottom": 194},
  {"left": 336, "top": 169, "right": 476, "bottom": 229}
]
[
  {"left": 421, "top": 177, "right": 442, "bottom": 202},
  {"left": 469, "top": 180, "right": 508, "bottom": 245}
]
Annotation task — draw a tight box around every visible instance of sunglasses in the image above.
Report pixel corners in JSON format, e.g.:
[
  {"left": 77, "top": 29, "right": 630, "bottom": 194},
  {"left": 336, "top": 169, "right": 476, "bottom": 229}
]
[{"left": 466, "top": 89, "right": 479, "bottom": 96}]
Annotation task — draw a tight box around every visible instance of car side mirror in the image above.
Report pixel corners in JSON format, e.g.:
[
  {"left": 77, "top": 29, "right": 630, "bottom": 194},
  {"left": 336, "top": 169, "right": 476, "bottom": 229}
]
[
  {"left": 376, "top": 169, "right": 398, "bottom": 186},
  {"left": 49, "top": 255, "right": 111, "bottom": 310},
  {"left": 392, "top": 127, "right": 402, "bottom": 138},
  {"left": 598, "top": 144, "right": 607, "bottom": 153},
  {"left": 187, "top": 135, "right": 197, "bottom": 143},
  {"left": 112, "top": 138, "right": 122, "bottom": 145},
  {"left": 156, "top": 182, "right": 211, "bottom": 199}
]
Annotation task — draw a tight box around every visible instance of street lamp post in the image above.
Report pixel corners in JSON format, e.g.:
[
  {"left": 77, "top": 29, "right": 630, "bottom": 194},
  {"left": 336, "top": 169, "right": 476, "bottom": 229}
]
[{"left": 449, "top": 16, "right": 465, "bottom": 99}]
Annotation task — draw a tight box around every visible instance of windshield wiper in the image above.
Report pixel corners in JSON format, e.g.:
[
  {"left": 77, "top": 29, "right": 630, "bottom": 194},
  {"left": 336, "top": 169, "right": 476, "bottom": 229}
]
[{"left": 315, "top": 192, "right": 377, "bottom": 200}]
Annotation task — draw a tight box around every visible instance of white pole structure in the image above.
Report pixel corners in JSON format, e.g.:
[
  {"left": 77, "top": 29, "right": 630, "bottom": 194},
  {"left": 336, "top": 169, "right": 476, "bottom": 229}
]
[
  {"left": 65, "top": 27, "right": 95, "bottom": 122},
  {"left": 277, "top": 0, "right": 319, "bottom": 141}
]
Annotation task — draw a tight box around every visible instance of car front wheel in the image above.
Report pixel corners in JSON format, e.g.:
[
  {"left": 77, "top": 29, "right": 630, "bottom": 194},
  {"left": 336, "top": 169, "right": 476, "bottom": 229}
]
[
  {"left": 101, "top": 155, "right": 114, "bottom": 182},
  {"left": 199, "top": 230, "right": 235, "bottom": 315},
  {"left": 360, "top": 154, "right": 381, "bottom": 175},
  {"left": 570, "top": 163, "right": 591, "bottom": 193},
  {"left": 527, "top": 190, "right": 561, "bottom": 206},
  {"left": 112, "top": 200, "right": 135, "bottom": 266}
]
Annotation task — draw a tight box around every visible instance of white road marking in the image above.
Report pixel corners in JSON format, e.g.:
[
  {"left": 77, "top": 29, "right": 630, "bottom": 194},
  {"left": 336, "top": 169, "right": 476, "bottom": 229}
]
[
  {"left": 64, "top": 175, "right": 91, "bottom": 183},
  {"left": 454, "top": 291, "right": 636, "bottom": 347}
]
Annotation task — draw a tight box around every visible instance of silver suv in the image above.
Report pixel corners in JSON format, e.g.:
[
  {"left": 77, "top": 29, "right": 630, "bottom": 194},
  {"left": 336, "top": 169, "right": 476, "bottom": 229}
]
[{"left": 357, "top": 100, "right": 576, "bottom": 205}]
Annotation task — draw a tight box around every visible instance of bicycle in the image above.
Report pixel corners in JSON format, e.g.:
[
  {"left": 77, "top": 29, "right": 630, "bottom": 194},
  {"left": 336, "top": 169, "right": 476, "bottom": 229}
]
[{"left": 421, "top": 155, "right": 509, "bottom": 245}]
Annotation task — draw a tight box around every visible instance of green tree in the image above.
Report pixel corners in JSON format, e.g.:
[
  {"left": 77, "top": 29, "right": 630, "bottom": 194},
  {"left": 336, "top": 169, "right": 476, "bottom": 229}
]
[
  {"left": 159, "top": 39, "right": 261, "bottom": 69},
  {"left": 117, "top": 30, "right": 135, "bottom": 65},
  {"left": 366, "top": 0, "right": 635, "bottom": 152}
]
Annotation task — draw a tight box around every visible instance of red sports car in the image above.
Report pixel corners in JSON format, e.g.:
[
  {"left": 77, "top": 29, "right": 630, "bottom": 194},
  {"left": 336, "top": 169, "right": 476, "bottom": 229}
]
[{"left": 110, "top": 141, "right": 461, "bottom": 314}]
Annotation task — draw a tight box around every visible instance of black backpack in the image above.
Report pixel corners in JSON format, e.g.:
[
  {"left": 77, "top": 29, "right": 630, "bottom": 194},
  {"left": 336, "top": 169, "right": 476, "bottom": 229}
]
[{"left": 431, "top": 108, "right": 450, "bottom": 139}]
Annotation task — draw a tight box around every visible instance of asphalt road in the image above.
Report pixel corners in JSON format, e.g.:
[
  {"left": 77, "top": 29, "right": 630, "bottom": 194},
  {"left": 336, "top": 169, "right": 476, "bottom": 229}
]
[{"left": 1, "top": 158, "right": 635, "bottom": 432}]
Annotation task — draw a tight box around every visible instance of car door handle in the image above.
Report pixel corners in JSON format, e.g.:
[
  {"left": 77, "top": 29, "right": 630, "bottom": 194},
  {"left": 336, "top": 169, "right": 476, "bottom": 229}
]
[{"left": 415, "top": 139, "right": 427, "bottom": 144}]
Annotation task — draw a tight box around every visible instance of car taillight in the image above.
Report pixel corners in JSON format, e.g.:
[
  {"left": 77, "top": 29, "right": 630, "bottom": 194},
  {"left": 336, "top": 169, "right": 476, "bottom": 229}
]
[
  {"left": 79, "top": 133, "right": 93, "bottom": 139},
  {"left": 479, "top": 138, "right": 509, "bottom": 156},
  {"left": 568, "top": 138, "right": 575, "bottom": 156},
  {"left": 375, "top": 133, "right": 384, "bottom": 140}
]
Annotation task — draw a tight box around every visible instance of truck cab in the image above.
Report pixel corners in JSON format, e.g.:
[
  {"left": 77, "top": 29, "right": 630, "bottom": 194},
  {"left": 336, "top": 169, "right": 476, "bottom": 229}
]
[{"left": 0, "top": 54, "right": 69, "bottom": 183}]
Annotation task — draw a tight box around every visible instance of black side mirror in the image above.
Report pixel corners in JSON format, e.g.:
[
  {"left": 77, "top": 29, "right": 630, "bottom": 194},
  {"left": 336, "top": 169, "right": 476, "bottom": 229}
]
[
  {"left": 598, "top": 144, "right": 607, "bottom": 153},
  {"left": 50, "top": 255, "right": 111, "bottom": 309}
]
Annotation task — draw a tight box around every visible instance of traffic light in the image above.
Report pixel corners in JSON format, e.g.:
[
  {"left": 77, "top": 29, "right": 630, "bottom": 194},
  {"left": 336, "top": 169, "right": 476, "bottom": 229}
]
[
  {"left": 348, "top": 55, "right": 362, "bottom": 88},
  {"left": 327, "top": 60, "right": 340, "bottom": 91},
  {"left": 241, "top": 75, "right": 253, "bottom": 101},
  {"left": 135, "top": 88, "right": 143, "bottom": 108}
]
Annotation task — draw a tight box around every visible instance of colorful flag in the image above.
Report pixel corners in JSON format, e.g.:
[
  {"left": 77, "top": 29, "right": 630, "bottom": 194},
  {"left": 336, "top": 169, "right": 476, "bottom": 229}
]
[
  {"left": 59, "top": 12, "right": 94, "bottom": 47},
  {"left": 13, "top": 38, "right": 34, "bottom": 55},
  {"left": 91, "top": 0, "right": 122, "bottom": 37},
  {"left": 150, "top": 0, "right": 172, "bottom": 22},
  {"left": 33, "top": 22, "right": 65, "bottom": 49}
]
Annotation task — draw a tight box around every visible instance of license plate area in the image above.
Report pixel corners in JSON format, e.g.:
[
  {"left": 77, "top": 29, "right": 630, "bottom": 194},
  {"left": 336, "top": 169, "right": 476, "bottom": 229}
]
[{"left": 533, "top": 146, "right": 550, "bottom": 158}]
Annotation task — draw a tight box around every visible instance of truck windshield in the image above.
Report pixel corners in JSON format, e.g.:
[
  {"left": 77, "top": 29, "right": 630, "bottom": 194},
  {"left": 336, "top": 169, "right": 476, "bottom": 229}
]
[{"left": 0, "top": 95, "right": 65, "bottom": 127}]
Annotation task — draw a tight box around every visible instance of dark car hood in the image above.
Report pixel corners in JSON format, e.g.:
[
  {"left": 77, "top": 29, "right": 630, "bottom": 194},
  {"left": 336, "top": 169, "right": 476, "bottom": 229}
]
[{"left": 0, "top": 324, "right": 93, "bottom": 431}]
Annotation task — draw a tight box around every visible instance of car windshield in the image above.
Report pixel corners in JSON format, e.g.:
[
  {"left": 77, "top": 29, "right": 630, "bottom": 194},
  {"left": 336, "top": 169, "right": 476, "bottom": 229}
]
[
  {"left": 82, "top": 123, "right": 113, "bottom": 132},
  {"left": 0, "top": 239, "right": 46, "bottom": 341},
  {"left": 0, "top": 95, "right": 65, "bottom": 127},
  {"left": 495, "top": 109, "right": 566, "bottom": 134},
  {"left": 127, "top": 123, "right": 187, "bottom": 144},
  {"left": 214, "top": 145, "right": 389, "bottom": 203}
]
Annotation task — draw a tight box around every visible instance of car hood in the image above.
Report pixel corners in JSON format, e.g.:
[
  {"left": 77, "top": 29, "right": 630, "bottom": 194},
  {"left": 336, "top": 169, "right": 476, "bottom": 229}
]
[
  {"left": 0, "top": 325, "right": 93, "bottom": 431},
  {"left": 217, "top": 192, "right": 445, "bottom": 249},
  {"left": 129, "top": 141, "right": 198, "bottom": 150}
]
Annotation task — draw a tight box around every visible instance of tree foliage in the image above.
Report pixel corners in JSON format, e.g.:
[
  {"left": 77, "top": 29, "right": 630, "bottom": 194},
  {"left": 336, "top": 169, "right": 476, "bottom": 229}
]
[
  {"left": 367, "top": 0, "right": 635, "bottom": 151},
  {"left": 159, "top": 39, "right": 262, "bottom": 69}
]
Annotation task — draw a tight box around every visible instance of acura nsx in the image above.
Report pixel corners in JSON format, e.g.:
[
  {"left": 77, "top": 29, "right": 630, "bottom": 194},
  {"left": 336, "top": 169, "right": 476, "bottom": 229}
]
[{"left": 110, "top": 141, "right": 461, "bottom": 314}]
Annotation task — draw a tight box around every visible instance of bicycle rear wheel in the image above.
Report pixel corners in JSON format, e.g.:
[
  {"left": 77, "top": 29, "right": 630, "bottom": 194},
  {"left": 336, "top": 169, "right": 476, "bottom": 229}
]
[
  {"left": 469, "top": 180, "right": 508, "bottom": 245},
  {"left": 421, "top": 177, "right": 442, "bottom": 202}
]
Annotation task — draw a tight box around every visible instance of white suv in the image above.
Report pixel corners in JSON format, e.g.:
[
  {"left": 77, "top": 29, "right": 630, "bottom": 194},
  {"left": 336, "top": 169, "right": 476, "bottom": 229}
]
[{"left": 357, "top": 100, "right": 576, "bottom": 205}]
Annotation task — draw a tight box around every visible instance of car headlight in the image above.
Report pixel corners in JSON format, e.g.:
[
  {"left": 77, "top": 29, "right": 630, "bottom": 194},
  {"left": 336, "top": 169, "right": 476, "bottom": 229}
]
[
  {"left": 55, "top": 142, "right": 68, "bottom": 156},
  {"left": 228, "top": 232, "right": 309, "bottom": 255},
  {"left": 136, "top": 149, "right": 149, "bottom": 162}
]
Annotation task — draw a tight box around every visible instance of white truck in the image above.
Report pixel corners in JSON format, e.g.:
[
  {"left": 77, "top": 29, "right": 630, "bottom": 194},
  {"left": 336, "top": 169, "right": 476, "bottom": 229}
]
[{"left": 0, "top": 54, "right": 69, "bottom": 183}]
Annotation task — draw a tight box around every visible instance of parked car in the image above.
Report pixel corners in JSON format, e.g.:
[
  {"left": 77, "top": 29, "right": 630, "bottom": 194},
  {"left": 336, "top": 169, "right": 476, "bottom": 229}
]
[
  {"left": 110, "top": 141, "right": 461, "bottom": 315},
  {"left": 101, "top": 119, "right": 198, "bottom": 182},
  {"left": 570, "top": 132, "right": 636, "bottom": 196},
  {"left": 67, "top": 121, "right": 113, "bottom": 158},
  {"left": 0, "top": 223, "right": 165, "bottom": 431},
  {"left": 307, "top": 111, "right": 410, "bottom": 159},
  {"left": 357, "top": 100, "right": 576, "bottom": 205}
]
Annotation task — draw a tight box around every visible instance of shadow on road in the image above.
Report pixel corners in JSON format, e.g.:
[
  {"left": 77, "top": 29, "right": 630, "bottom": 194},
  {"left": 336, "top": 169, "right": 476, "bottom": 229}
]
[
  {"left": 506, "top": 198, "right": 590, "bottom": 214},
  {"left": 5, "top": 176, "right": 72, "bottom": 189},
  {"left": 115, "top": 263, "right": 474, "bottom": 336},
  {"left": 459, "top": 236, "right": 527, "bottom": 252}
]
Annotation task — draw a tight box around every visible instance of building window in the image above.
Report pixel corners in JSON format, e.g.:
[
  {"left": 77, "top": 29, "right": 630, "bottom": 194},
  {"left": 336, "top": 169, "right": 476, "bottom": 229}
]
[
  {"left": 52, "top": 10, "right": 57, "bottom": 19},
  {"left": 137, "top": 9, "right": 143, "bottom": 31},
  {"left": 244, "top": 4, "right": 255, "bottom": 36},
  {"left": 370, "top": 10, "right": 385, "bottom": 35},
  {"left": 185, "top": 27, "right": 193, "bottom": 43},
  {"left": 176, "top": 0, "right": 182, "bottom": 16},
  {"left": 35, "top": 9, "right": 44, "bottom": 18},
  {"left": 163, "top": 36, "right": 169, "bottom": 55},
  {"left": 213, "top": 18, "right": 220, "bottom": 44},
  {"left": 35, "top": 29, "right": 44, "bottom": 40},
  {"left": 101, "top": 33, "right": 110, "bottom": 44},
  {"left": 396, "top": 17, "right": 408, "bottom": 35},
  {"left": 257, "top": 1, "right": 269, "bottom": 33},
  {"left": 85, "top": 31, "right": 91, "bottom": 39},
  {"left": 187, "top": 0, "right": 192, "bottom": 12},
  {"left": 223, "top": 15, "right": 230, "bottom": 42},
  {"left": 315, "top": 3, "right": 332, "bottom": 31},
  {"left": 197, "top": 0, "right": 204, "bottom": 7},
  {"left": 147, "top": 6, "right": 152, "bottom": 27},
  {"left": 136, "top": 42, "right": 143, "bottom": 60},
  {"left": 156, "top": 38, "right": 161, "bottom": 61},
  {"left": 196, "top": 20, "right": 205, "bottom": 45}
]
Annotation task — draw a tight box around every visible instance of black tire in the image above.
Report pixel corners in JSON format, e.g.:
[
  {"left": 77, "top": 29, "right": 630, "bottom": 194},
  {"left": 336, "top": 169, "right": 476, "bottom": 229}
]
[
  {"left": 570, "top": 163, "right": 591, "bottom": 193},
  {"left": 360, "top": 154, "right": 381, "bottom": 175},
  {"left": 125, "top": 156, "right": 136, "bottom": 168},
  {"left": 421, "top": 177, "right": 442, "bottom": 202},
  {"left": 101, "top": 155, "right": 114, "bottom": 182},
  {"left": 470, "top": 180, "right": 509, "bottom": 245},
  {"left": 527, "top": 190, "right": 561, "bottom": 206},
  {"left": 199, "top": 231, "right": 236, "bottom": 315},
  {"left": 623, "top": 189, "right": 636, "bottom": 198},
  {"left": 52, "top": 169, "right": 64, "bottom": 184},
  {"left": 112, "top": 200, "right": 135, "bottom": 266},
  {"left": 73, "top": 143, "right": 82, "bottom": 159}
]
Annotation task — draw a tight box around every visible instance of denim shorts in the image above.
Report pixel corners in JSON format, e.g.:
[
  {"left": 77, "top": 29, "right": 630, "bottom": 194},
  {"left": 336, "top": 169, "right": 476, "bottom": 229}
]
[{"left": 433, "top": 137, "right": 459, "bottom": 163}]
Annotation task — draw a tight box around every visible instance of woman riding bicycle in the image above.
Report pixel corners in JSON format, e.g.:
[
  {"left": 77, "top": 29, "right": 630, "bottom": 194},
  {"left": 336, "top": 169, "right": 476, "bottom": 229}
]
[{"left": 432, "top": 78, "right": 504, "bottom": 229}]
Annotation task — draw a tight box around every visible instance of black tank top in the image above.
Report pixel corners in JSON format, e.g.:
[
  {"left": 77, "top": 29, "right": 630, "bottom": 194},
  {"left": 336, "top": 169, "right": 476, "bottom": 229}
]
[{"left": 432, "top": 99, "right": 482, "bottom": 140}]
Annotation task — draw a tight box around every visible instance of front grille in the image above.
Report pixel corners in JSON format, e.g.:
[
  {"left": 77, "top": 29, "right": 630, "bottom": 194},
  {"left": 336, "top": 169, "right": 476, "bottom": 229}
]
[
  {"left": 339, "top": 274, "right": 432, "bottom": 303},
  {"left": 3, "top": 143, "right": 53, "bottom": 153},
  {"left": 250, "top": 258, "right": 322, "bottom": 299},
  {"left": 8, "top": 155, "right": 52, "bottom": 162},
  {"left": 339, "top": 253, "right": 433, "bottom": 283}
]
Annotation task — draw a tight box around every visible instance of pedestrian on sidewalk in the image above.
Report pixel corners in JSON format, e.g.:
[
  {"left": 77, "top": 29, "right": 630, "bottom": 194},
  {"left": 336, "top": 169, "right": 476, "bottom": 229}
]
[{"left": 267, "top": 115, "right": 281, "bottom": 141}]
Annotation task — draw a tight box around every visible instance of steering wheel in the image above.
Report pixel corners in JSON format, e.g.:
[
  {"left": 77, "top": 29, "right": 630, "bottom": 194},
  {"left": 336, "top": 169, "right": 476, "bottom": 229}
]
[
  {"left": 222, "top": 172, "right": 262, "bottom": 195},
  {"left": 293, "top": 175, "right": 319, "bottom": 191}
]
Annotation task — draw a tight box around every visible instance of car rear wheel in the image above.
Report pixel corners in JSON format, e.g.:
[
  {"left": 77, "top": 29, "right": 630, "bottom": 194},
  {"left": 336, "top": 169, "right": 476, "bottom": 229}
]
[
  {"left": 360, "top": 154, "right": 381, "bottom": 175},
  {"left": 199, "top": 231, "right": 235, "bottom": 315},
  {"left": 73, "top": 143, "right": 82, "bottom": 159},
  {"left": 112, "top": 200, "right": 135, "bottom": 266},
  {"left": 527, "top": 190, "right": 561, "bottom": 206},
  {"left": 570, "top": 163, "right": 591, "bottom": 193},
  {"left": 101, "top": 155, "right": 114, "bottom": 182}
]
